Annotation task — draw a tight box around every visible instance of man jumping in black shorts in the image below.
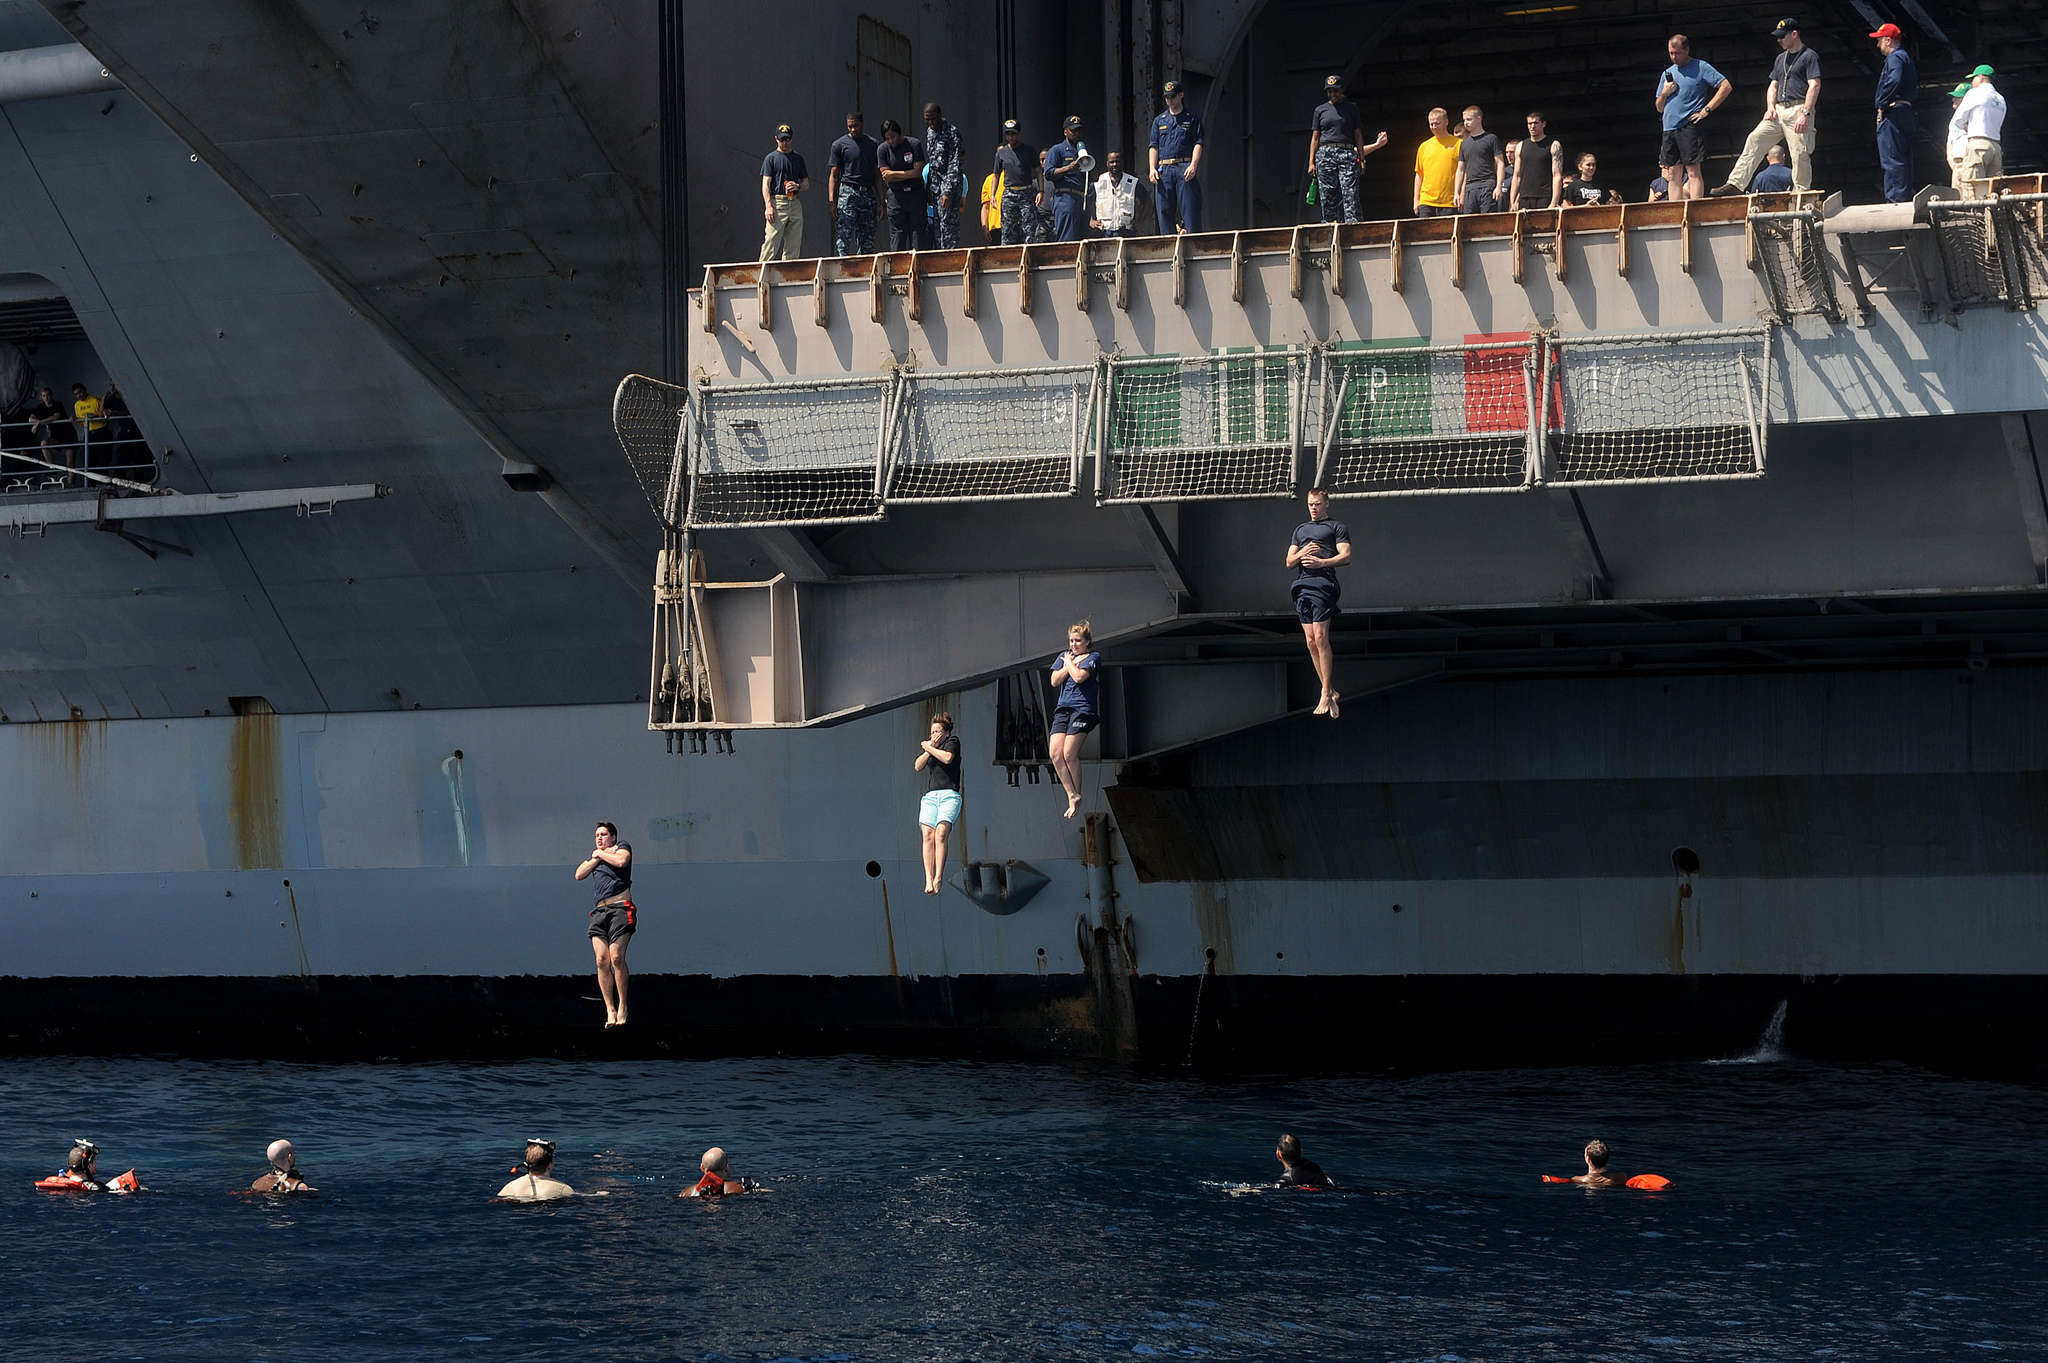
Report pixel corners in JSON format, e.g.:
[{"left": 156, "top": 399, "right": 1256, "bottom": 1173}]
[
  {"left": 575, "top": 821, "right": 634, "bottom": 1027},
  {"left": 1287, "top": 488, "right": 1351, "bottom": 718}
]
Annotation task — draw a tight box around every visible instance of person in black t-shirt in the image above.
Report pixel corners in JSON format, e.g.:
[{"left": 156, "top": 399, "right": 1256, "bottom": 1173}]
[
  {"left": 1561, "top": 151, "right": 1621, "bottom": 205},
  {"left": 877, "top": 119, "right": 928, "bottom": 252},
  {"left": 1454, "top": 106, "right": 1507, "bottom": 213},
  {"left": 1287, "top": 486, "right": 1352, "bottom": 718},
  {"left": 1274, "top": 1133, "right": 1333, "bottom": 1189},
  {"left": 914, "top": 712, "right": 962, "bottom": 895},
  {"left": 575, "top": 820, "right": 635, "bottom": 1027}
]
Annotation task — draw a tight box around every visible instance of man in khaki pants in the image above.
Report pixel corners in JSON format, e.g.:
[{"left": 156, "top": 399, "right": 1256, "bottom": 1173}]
[
  {"left": 1951, "top": 65, "right": 2006, "bottom": 197},
  {"left": 1714, "top": 18, "right": 1819, "bottom": 194},
  {"left": 759, "top": 123, "right": 809, "bottom": 261}
]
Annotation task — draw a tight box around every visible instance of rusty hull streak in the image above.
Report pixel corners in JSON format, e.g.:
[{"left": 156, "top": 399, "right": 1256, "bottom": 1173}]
[
  {"left": 228, "top": 706, "right": 286, "bottom": 870},
  {"left": 25, "top": 715, "right": 107, "bottom": 797}
]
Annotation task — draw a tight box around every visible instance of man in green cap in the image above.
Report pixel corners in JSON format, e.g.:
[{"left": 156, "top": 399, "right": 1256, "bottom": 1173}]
[
  {"left": 1951, "top": 64, "right": 2005, "bottom": 196},
  {"left": 1945, "top": 83, "right": 1971, "bottom": 192}
]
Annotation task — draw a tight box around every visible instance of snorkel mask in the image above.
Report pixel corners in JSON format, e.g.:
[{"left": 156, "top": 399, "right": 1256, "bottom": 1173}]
[{"left": 511, "top": 1137, "right": 557, "bottom": 1174}]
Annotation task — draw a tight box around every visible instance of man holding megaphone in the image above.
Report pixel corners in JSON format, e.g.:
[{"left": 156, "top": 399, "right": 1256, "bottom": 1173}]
[{"left": 1044, "top": 115, "right": 1092, "bottom": 241}]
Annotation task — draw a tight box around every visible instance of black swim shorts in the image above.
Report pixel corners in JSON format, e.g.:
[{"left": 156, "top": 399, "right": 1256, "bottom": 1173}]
[
  {"left": 1292, "top": 578, "right": 1341, "bottom": 624},
  {"left": 589, "top": 901, "right": 636, "bottom": 944},
  {"left": 1659, "top": 124, "right": 1705, "bottom": 168},
  {"left": 1049, "top": 705, "right": 1100, "bottom": 737}
]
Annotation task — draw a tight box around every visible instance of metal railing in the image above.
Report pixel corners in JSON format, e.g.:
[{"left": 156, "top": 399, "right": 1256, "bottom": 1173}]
[
  {"left": 0, "top": 407, "right": 157, "bottom": 497},
  {"left": 614, "top": 328, "right": 1774, "bottom": 529}
]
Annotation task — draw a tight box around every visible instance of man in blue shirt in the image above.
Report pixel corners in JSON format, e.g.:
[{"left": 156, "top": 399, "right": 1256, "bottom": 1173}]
[
  {"left": 1870, "top": 22, "right": 1918, "bottom": 203},
  {"left": 993, "top": 119, "right": 1047, "bottom": 245},
  {"left": 877, "top": 119, "right": 927, "bottom": 252},
  {"left": 1150, "top": 80, "right": 1205, "bottom": 233},
  {"left": 922, "top": 102, "right": 964, "bottom": 249},
  {"left": 1287, "top": 487, "right": 1351, "bottom": 719},
  {"left": 1044, "top": 115, "right": 1091, "bottom": 241},
  {"left": 1654, "top": 33, "right": 1732, "bottom": 201},
  {"left": 758, "top": 124, "right": 809, "bottom": 262},
  {"left": 1751, "top": 145, "right": 1794, "bottom": 192},
  {"left": 827, "top": 111, "right": 882, "bottom": 256}
]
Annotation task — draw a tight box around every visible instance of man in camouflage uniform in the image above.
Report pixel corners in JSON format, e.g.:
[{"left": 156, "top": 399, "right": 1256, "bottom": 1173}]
[
  {"left": 922, "top": 102, "right": 964, "bottom": 249},
  {"left": 827, "top": 111, "right": 882, "bottom": 256},
  {"left": 994, "top": 119, "right": 1047, "bottom": 245}
]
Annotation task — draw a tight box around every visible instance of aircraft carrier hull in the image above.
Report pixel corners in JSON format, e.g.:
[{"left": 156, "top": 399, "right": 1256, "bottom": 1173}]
[{"left": 6, "top": 676, "right": 2043, "bottom": 1075}]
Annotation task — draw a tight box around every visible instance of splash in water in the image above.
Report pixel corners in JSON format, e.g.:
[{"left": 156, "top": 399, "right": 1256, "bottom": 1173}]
[{"left": 1710, "top": 999, "right": 1789, "bottom": 1064}]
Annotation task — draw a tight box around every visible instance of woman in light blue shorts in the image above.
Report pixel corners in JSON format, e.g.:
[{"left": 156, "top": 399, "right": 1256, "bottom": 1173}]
[{"left": 915, "top": 712, "right": 963, "bottom": 895}]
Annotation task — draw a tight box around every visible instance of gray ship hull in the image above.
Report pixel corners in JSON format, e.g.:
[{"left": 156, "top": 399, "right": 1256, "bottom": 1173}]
[{"left": 5, "top": 671, "right": 2043, "bottom": 1073}]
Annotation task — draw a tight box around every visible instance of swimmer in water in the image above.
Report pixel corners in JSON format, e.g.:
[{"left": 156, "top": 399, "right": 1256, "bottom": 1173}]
[
  {"left": 1570, "top": 1139, "right": 1629, "bottom": 1187},
  {"left": 44, "top": 1139, "right": 142, "bottom": 1192},
  {"left": 496, "top": 1139, "right": 575, "bottom": 1201},
  {"left": 250, "top": 1138, "right": 316, "bottom": 1193},
  {"left": 681, "top": 1146, "right": 752, "bottom": 1197},
  {"left": 1274, "top": 1132, "right": 1333, "bottom": 1189}
]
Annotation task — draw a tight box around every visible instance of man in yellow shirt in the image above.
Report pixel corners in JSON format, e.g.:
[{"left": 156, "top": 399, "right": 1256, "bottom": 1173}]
[
  {"left": 1412, "top": 107, "right": 1461, "bottom": 217},
  {"left": 71, "top": 382, "right": 107, "bottom": 472}
]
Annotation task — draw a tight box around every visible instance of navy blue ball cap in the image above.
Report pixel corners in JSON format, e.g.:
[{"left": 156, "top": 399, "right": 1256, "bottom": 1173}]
[
  {"left": 1162, "top": 79, "right": 1181, "bottom": 95},
  {"left": 1770, "top": 17, "right": 1798, "bottom": 37},
  {"left": 1002, "top": 118, "right": 1019, "bottom": 133},
  {"left": 1064, "top": 114, "right": 1083, "bottom": 129},
  {"left": 774, "top": 123, "right": 792, "bottom": 138}
]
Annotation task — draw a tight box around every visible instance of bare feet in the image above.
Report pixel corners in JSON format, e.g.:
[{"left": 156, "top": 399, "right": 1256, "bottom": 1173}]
[
  {"left": 1064, "top": 795, "right": 1081, "bottom": 819},
  {"left": 1313, "top": 694, "right": 1331, "bottom": 716},
  {"left": 1327, "top": 693, "right": 1341, "bottom": 719},
  {"left": 615, "top": 1008, "right": 628, "bottom": 1026},
  {"left": 603, "top": 1017, "right": 618, "bottom": 1029}
]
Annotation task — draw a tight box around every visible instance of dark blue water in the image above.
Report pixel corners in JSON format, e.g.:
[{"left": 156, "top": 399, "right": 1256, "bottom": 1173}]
[{"left": 2, "top": 1053, "right": 2043, "bottom": 1361}]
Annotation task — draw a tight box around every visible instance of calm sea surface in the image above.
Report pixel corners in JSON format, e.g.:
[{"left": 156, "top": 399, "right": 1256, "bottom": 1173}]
[{"left": 2, "top": 1052, "right": 2042, "bottom": 1361}]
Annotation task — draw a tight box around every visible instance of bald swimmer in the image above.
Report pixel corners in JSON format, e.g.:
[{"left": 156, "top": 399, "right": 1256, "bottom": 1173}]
[
  {"left": 249, "top": 1138, "right": 316, "bottom": 1193},
  {"left": 681, "top": 1146, "right": 753, "bottom": 1198},
  {"left": 497, "top": 1139, "right": 575, "bottom": 1201}
]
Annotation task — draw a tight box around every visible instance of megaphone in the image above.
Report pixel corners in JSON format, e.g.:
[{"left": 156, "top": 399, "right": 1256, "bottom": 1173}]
[{"left": 1074, "top": 143, "right": 1095, "bottom": 176}]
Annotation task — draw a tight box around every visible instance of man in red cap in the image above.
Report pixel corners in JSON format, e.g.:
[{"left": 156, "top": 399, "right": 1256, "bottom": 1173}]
[{"left": 1870, "top": 22, "right": 1918, "bottom": 202}]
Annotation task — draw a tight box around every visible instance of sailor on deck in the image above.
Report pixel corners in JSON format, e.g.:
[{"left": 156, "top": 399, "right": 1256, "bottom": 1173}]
[
  {"left": 1870, "top": 24, "right": 1918, "bottom": 204},
  {"left": 1952, "top": 65, "right": 2006, "bottom": 196},
  {"left": 1044, "top": 116, "right": 1091, "bottom": 242},
  {"left": 1714, "top": 18, "right": 1820, "bottom": 195},
  {"left": 1150, "top": 80, "right": 1204, "bottom": 233},
  {"left": 827, "top": 111, "right": 882, "bottom": 256},
  {"left": 994, "top": 119, "right": 1047, "bottom": 245},
  {"left": 923, "top": 103, "right": 964, "bottom": 249}
]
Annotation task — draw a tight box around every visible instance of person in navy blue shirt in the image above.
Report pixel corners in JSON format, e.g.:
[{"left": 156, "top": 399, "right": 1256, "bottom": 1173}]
[
  {"left": 993, "top": 119, "right": 1048, "bottom": 244},
  {"left": 1654, "top": 33, "right": 1732, "bottom": 201},
  {"left": 1044, "top": 115, "right": 1091, "bottom": 241},
  {"left": 1048, "top": 620, "right": 1100, "bottom": 819},
  {"left": 827, "top": 111, "right": 883, "bottom": 255},
  {"left": 1870, "top": 22, "right": 1918, "bottom": 203},
  {"left": 1149, "top": 80, "right": 1205, "bottom": 233},
  {"left": 1287, "top": 487, "right": 1351, "bottom": 718},
  {"left": 877, "top": 119, "right": 927, "bottom": 251},
  {"left": 1751, "top": 145, "right": 1794, "bottom": 192},
  {"left": 575, "top": 821, "right": 635, "bottom": 1027}
]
